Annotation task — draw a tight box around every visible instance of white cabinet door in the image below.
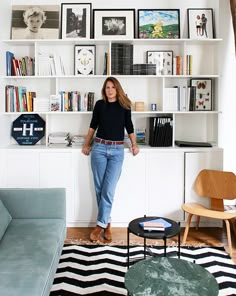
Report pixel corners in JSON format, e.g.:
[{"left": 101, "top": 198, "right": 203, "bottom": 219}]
[
  {"left": 146, "top": 151, "right": 185, "bottom": 221},
  {"left": 73, "top": 151, "right": 97, "bottom": 225},
  {"left": 5, "top": 150, "right": 39, "bottom": 187},
  {"left": 39, "top": 151, "right": 74, "bottom": 222},
  {"left": 111, "top": 151, "right": 146, "bottom": 224},
  {"left": 184, "top": 150, "right": 223, "bottom": 225}
]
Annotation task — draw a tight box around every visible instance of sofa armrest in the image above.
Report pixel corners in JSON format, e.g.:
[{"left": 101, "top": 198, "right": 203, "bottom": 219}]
[{"left": 0, "top": 188, "right": 66, "bottom": 220}]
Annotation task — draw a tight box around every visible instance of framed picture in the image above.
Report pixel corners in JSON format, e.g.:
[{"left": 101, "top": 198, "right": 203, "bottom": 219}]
[
  {"left": 146, "top": 51, "right": 173, "bottom": 75},
  {"left": 74, "top": 45, "right": 95, "bottom": 75},
  {"left": 61, "top": 3, "right": 91, "bottom": 39},
  {"left": 138, "top": 9, "right": 180, "bottom": 39},
  {"left": 93, "top": 9, "right": 135, "bottom": 39},
  {"left": 187, "top": 9, "right": 214, "bottom": 39},
  {"left": 190, "top": 78, "right": 212, "bottom": 110},
  {"left": 11, "top": 5, "right": 59, "bottom": 39}
]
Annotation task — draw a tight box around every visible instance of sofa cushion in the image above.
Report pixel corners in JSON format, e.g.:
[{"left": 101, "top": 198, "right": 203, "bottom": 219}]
[
  {"left": 0, "top": 200, "right": 12, "bottom": 240},
  {"left": 0, "top": 218, "right": 66, "bottom": 296}
]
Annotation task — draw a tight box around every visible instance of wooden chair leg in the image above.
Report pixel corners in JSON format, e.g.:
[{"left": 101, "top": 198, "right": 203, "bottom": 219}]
[
  {"left": 196, "top": 216, "right": 200, "bottom": 230},
  {"left": 224, "top": 219, "right": 233, "bottom": 257},
  {"left": 182, "top": 213, "right": 193, "bottom": 244}
]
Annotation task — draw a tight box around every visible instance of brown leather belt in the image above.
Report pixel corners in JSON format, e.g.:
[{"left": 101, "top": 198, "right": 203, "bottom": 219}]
[{"left": 95, "top": 138, "right": 124, "bottom": 145}]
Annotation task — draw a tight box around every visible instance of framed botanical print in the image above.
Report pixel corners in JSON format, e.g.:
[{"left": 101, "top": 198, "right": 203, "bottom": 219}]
[
  {"left": 74, "top": 45, "right": 95, "bottom": 75},
  {"left": 187, "top": 9, "right": 214, "bottom": 39},
  {"left": 138, "top": 9, "right": 180, "bottom": 39},
  {"left": 61, "top": 3, "right": 91, "bottom": 39},
  {"left": 93, "top": 9, "right": 135, "bottom": 39},
  {"left": 190, "top": 78, "right": 212, "bottom": 110},
  {"left": 146, "top": 51, "right": 173, "bottom": 75}
]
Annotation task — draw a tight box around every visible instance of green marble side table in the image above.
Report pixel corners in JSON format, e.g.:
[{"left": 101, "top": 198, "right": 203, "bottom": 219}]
[{"left": 125, "top": 256, "right": 219, "bottom": 296}]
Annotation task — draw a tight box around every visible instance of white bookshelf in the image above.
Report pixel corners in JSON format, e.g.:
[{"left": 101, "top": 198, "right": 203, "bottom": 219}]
[{"left": 0, "top": 0, "right": 225, "bottom": 226}]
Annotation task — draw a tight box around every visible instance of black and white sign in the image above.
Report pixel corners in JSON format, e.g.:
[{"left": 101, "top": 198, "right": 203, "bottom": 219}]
[{"left": 12, "top": 114, "right": 45, "bottom": 145}]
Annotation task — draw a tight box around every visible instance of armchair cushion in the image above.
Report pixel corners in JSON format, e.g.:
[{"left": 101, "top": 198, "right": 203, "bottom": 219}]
[{"left": 0, "top": 200, "right": 12, "bottom": 240}]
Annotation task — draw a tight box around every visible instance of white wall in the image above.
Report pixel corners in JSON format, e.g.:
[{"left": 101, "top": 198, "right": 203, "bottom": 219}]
[{"left": 218, "top": 0, "right": 236, "bottom": 173}]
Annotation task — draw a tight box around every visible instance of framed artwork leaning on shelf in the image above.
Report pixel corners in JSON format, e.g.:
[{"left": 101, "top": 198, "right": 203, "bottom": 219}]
[
  {"left": 146, "top": 50, "right": 173, "bottom": 75},
  {"left": 61, "top": 3, "right": 91, "bottom": 39},
  {"left": 187, "top": 8, "right": 214, "bottom": 39},
  {"left": 138, "top": 9, "right": 180, "bottom": 39},
  {"left": 190, "top": 78, "right": 212, "bottom": 111},
  {"left": 74, "top": 45, "right": 96, "bottom": 75},
  {"left": 93, "top": 9, "right": 135, "bottom": 39},
  {"left": 11, "top": 5, "right": 59, "bottom": 39}
]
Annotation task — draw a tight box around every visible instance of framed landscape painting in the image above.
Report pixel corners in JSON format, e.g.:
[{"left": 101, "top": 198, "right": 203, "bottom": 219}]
[
  {"left": 138, "top": 9, "right": 180, "bottom": 39},
  {"left": 74, "top": 45, "right": 95, "bottom": 75},
  {"left": 187, "top": 9, "right": 214, "bottom": 39},
  {"left": 11, "top": 5, "right": 59, "bottom": 39},
  {"left": 61, "top": 3, "right": 91, "bottom": 39},
  {"left": 93, "top": 9, "right": 135, "bottom": 39}
]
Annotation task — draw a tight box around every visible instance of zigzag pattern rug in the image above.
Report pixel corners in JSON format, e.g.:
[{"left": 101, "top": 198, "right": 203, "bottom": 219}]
[{"left": 50, "top": 245, "right": 236, "bottom": 296}]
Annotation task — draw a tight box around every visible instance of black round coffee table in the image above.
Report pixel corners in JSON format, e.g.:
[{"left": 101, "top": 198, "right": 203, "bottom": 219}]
[{"left": 127, "top": 216, "right": 180, "bottom": 267}]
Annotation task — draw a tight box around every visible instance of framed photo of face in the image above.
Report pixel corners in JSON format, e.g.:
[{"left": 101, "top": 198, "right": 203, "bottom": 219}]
[
  {"left": 93, "top": 9, "right": 135, "bottom": 39},
  {"left": 190, "top": 78, "right": 212, "bottom": 110},
  {"left": 146, "top": 51, "right": 173, "bottom": 75},
  {"left": 74, "top": 45, "right": 95, "bottom": 75},
  {"left": 138, "top": 9, "right": 180, "bottom": 39},
  {"left": 61, "top": 3, "right": 91, "bottom": 39},
  {"left": 11, "top": 5, "right": 59, "bottom": 39},
  {"left": 187, "top": 9, "right": 214, "bottom": 39}
]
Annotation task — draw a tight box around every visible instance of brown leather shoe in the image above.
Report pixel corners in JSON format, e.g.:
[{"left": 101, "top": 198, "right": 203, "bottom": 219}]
[
  {"left": 104, "top": 223, "right": 112, "bottom": 241},
  {"left": 90, "top": 226, "right": 104, "bottom": 242}
]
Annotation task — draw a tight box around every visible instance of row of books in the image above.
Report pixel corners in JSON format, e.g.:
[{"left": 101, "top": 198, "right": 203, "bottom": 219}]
[
  {"left": 5, "top": 85, "right": 95, "bottom": 112},
  {"left": 6, "top": 51, "right": 34, "bottom": 76},
  {"left": 149, "top": 116, "right": 173, "bottom": 147},
  {"left": 173, "top": 55, "right": 193, "bottom": 75},
  {"left": 5, "top": 85, "right": 36, "bottom": 112},
  {"left": 164, "top": 86, "right": 197, "bottom": 111},
  {"left": 38, "top": 53, "right": 65, "bottom": 76}
]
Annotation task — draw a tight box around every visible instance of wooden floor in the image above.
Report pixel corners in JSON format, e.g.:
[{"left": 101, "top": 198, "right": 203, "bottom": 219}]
[{"left": 66, "top": 226, "right": 236, "bottom": 263}]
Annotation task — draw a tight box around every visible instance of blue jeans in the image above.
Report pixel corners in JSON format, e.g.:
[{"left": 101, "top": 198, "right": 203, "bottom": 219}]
[{"left": 91, "top": 142, "right": 124, "bottom": 228}]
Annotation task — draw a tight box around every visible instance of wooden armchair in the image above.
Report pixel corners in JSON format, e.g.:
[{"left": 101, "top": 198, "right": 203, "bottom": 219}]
[{"left": 182, "top": 169, "right": 236, "bottom": 257}]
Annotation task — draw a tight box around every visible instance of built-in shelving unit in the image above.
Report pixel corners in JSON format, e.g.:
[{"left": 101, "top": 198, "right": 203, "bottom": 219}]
[{"left": 0, "top": 0, "right": 225, "bottom": 226}]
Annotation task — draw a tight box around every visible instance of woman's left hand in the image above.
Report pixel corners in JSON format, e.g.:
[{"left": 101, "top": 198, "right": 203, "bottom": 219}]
[{"left": 130, "top": 144, "right": 139, "bottom": 156}]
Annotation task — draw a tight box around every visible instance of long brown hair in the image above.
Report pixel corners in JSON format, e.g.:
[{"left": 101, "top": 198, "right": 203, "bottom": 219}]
[{"left": 101, "top": 77, "right": 132, "bottom": 109}]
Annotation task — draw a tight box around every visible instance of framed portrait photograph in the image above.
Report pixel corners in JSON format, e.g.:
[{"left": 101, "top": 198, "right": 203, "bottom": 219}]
[
  {"left": 190, "top": 78, "right": 212, "bottom": 110},
  {"left": 61, "top": 3, "right": 91, "bottom": 39},
  {"left": 74, "top": 45, "right": 95, "bottom": 75},
  {"left": 138, "top": 9, "right": 180, "bottom": 39},
  {"left": 11, "top": 5, "right": 60, "bottom": 39},
  {"left": 146, "top": 50, "right": 173, "bottom": 75},
  {"left": 93, "top": 9, "right": 135, "bottom": 39},
  {"left": 187, "top": 9, "right": 214, "bottom": 39}
]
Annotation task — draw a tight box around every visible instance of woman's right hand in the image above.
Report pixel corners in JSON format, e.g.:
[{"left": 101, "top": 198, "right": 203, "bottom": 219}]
[{"left": 82, "top": 145, "right": 92, "bottom": 156}]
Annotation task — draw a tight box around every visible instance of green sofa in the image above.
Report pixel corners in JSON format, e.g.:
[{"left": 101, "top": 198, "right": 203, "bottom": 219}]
[{"left": 0, "top": 188, "right": 66, "bottom": 296}]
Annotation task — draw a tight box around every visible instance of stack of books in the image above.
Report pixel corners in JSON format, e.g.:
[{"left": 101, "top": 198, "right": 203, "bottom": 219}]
[{"left": 139, "top": 218, "right": 172, "bottom": 231}]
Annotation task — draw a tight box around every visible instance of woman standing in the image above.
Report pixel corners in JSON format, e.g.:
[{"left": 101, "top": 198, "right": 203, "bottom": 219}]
[{"left": 82, "top": 77, "right": 139, "bottom": 242}]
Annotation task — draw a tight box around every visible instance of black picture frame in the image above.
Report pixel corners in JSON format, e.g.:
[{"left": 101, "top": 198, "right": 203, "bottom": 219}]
[
  {"left": 187, "top": 8, "right": 214, "bottom": 39},
  {"left": 138, "top": 9, "right": 180, "bottom": 39},
  {"left": 190, "top": 78, "right": 212, "bottom": 111},
  {"left": 74, "top": 45, "right": 96, "bottom": 75},
  {"left": 146, "top": 50, "right": 173, "bottom": 75},
  {"left": 93, "top": 9, "right": 135, "bottom": 39},
  {"left": 61, "top": 3, "right": 92, "bottom": 39}
]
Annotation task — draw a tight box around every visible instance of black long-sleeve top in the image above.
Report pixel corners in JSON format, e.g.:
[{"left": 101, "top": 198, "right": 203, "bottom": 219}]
[{"left": 90, "top": 99, "right": 134, "bottom": 141}]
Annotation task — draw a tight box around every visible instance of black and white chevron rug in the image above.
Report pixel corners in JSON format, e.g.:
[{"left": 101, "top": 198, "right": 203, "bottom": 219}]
[{"left": 50, "top": 245, "right": 236, "bottom": 296}]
